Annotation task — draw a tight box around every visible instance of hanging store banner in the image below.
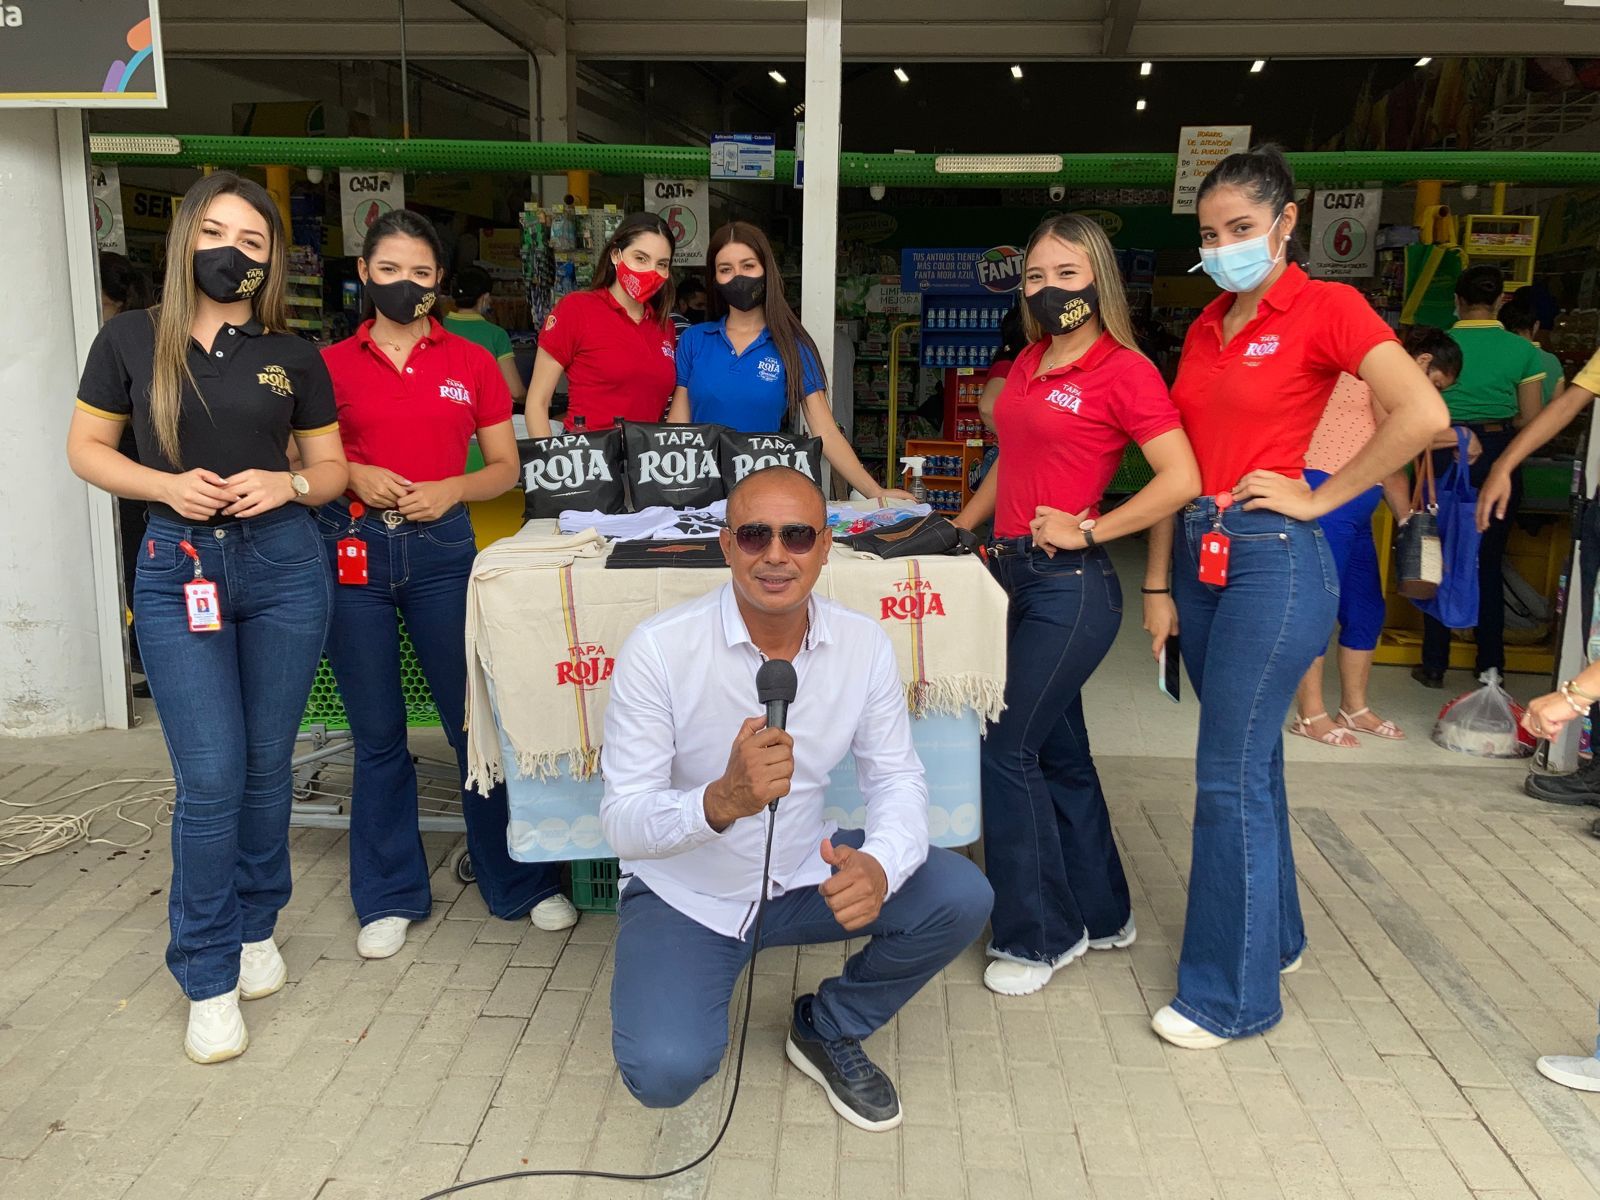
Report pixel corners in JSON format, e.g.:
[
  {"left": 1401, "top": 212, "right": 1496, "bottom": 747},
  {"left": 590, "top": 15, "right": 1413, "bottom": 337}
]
[
  {"left": 340, "top": 171, "right": 405, "bottom": 259},
  {"left": 643, "top": 177, "right": 709, "bottom": 265},
  {"left": 710, "top": 133, "right": 776, "bottom": 181},
  {"left": 1171, "top": 125, "right": 1251, "bottom": 214},
  {"left": 0, "top": 0, "right": 167, "bottom": 107},
  {"left": 92, "top": 164, "right": 126, "bottom": 254},
  {"left": 901, "top": 246, "right": 1025, "bottom": 294},
  {"left": 1310, "top": 188, "right": 1382, "bottom": 279}
]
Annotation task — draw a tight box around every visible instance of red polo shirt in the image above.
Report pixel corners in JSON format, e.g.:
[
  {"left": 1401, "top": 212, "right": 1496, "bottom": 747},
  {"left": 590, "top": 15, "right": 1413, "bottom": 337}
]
[
  {"left": 538, "top": 288, "right": 677, "bottom": 430},
  {"left": 1171, "top": 264, "right": 1398, "bottom": 497},
  {"left": 322, "top": 318, "right": 513, "bottom": 483},
  {"left": 993, "top": 333, "right": 1182, "bottom": 538}
]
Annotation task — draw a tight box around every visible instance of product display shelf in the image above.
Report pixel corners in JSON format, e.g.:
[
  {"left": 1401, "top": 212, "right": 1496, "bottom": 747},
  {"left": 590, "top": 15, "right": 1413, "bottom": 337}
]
[{"left": 903, "top": 437, "right": 987, "bottom": 515}]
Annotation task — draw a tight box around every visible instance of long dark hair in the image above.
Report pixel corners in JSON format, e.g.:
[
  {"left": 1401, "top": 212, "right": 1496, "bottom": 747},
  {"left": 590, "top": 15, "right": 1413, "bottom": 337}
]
[
  {"left": 705, "top": 221, "right": 827, "bottom": 430},
  {"left": 593, "top": 212, "right": 676, "bottom": 332},
  {"left": 359, "top": 209, "right": 446, "bottom": 323},
  {"left": 99, "top": 251, "right": 150, "bottom": 312},
  {"left": 1196, "top": 143, "right": 1306, "bottom": 266}
]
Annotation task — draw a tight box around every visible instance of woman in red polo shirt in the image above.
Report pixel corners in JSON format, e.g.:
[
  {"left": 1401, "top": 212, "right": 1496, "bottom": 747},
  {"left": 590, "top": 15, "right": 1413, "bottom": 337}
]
[
  {"left": 1144, "top": 147, "right": 1448, "bottom": 1049},
  {"left": 952, "top": 214, "right": 1201, "bottom": 997},
  {"left": 527, "top": 212, "right": 678, "bottom": 436},
  {"left": 321, "top": 210, "right": 575, "bottom": 962}
]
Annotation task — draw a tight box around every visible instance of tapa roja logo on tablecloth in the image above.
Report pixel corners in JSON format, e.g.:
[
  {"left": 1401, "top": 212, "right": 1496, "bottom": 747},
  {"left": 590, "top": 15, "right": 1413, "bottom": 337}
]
[
  {"left": 556, "top": 642, "right": 614, "bottom": 687},
  {"left": 879, "top": 578, "right": 946, "bottom": 622}
]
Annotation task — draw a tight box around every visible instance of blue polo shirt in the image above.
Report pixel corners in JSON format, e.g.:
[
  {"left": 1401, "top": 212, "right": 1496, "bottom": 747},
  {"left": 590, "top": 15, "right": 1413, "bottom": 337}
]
[{"left": 675, "top": 318, "right": 826, "bottom": 433}]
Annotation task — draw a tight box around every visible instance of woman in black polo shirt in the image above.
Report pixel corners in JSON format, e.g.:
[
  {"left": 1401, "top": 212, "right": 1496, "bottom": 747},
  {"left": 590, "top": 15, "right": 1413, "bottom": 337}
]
[{"left": 67, "top": 172, "right": 349, "bottom": 1066}]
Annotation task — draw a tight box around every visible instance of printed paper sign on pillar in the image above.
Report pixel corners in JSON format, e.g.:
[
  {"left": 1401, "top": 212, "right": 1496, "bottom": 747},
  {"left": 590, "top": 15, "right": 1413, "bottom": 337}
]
[
  {"left": 340, "top": 171, "right": 405, "bottom": 257},
  {"left": 1172, "top": 125, "right": 1251, "bottom": 214},
  {"left": 643, "top": 177, "right": 708, "bottom": 264},
  {"left": 92, "top": 165, "right": 126, "bottom": 254},
  {"left": 1309, "top": 189, "right": 1382, "bottom": 279}
]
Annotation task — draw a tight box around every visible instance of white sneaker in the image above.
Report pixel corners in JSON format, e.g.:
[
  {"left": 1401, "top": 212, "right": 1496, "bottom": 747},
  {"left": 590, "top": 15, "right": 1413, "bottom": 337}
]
[
  {"left": 1088, "top": 917, "right": 1137, "bottom": 950},
  {"left": 983, "top": 932, "right": 1089, "bottom": 997},
  {"left": 185, "top": 989, "right": 247, "bottom": 1064},
  {"left": 530, "top": 894, "right": 579, "bottom": 932},
  {"left": 239, "top": 937, "right": 287, "bottom": 1000},
  {"left": 1151, "top": 1004, "right": 1229, "bottom": 1050},
  {"left": 1281, "top": 952, "right": 1304, "bottom": 975},
  {"left": 356, "top": 916, "right": 411, "bottom": 959},
  {"left": 1536, "top": 1054, "right": 1600, "bottom": 1092}
]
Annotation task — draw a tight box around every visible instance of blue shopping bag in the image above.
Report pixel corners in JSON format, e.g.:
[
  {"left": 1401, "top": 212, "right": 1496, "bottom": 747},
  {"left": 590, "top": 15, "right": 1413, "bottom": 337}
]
[{"left": 1415, "top": 426, "right": 1481, "bottom": 629}]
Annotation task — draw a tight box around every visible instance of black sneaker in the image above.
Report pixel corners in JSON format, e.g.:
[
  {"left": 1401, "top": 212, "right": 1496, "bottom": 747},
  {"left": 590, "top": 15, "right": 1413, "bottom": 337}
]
[
  {"left": 1524, "top": 761, "right": 1600, "bottom": 807},
  {"left": 784, "top": 994, "right": 902, "bottom": 1132},
  {"left": 1411, "top": 665, "right": 1445, "bottom": 689}
]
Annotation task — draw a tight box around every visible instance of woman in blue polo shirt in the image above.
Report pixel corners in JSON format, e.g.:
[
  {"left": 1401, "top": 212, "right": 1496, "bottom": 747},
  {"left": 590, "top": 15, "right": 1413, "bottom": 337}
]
[{"left": 667, "top": 221, "right": 907, "bottom": 499}]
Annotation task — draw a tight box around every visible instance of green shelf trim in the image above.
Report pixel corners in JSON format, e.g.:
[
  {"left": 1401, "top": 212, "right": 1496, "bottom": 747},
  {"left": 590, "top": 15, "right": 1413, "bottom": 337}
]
[{"left": 90, "top": 136, "right": 1600, "bottom": 187}]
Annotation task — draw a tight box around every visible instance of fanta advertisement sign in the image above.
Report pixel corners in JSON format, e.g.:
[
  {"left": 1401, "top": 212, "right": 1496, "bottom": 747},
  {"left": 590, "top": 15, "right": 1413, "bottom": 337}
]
[{"left": 976, "top": 245, "right": 1024, "bottom": 293}]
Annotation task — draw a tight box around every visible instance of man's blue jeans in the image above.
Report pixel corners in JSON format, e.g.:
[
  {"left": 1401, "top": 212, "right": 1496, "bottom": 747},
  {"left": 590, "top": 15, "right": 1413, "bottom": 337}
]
[
  {"left": 1171, "top": 501, "right": 1339, "bottom": 1038},
  {"left": 317, "top": 501, "right": 561, "bottom": 924},
  {"left": 135, "top": 507, "right": 331, "bottom": 1001},
  {"left": 610, "top": 829, "right": 993, "bottom": 1108},
  {"left": 980, "top": 543, "right": 1130, "bottom": 964}
]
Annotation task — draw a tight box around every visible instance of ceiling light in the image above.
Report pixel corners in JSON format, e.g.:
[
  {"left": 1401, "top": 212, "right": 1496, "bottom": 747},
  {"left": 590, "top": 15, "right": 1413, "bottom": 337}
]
[
  {"left": 1415, "top": 56, "right": 1432, "bottom": 66},
  {"left": 1140, "top": 61, "right": 1152, "bottom": 76},
  {"left": 792, "top": 103, "right": 805, "bottom": 116},
  {"left": 1010, "top": 65, "right": 1024, "bottom": 80},
  {"left": 1135, "top": 99, "right": 1147, "bottom": 111},
  {"left": 894, "top": 67, "right": 909, "bottom": 83},
  {"left": 1250, "top": 59, "right": 1266, "bottom": 73},
  {"left": 768, "top": 70, "right": 787, "bottom": 84},
  {"left": 935, "top": 153, "right": 1063, "bottom": 175}
]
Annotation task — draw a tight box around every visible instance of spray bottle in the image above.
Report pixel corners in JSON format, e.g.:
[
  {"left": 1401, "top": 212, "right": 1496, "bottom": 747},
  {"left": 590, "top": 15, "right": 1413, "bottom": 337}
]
[{"left": 900, "top": 456, "right": 927, "bottom": 503}]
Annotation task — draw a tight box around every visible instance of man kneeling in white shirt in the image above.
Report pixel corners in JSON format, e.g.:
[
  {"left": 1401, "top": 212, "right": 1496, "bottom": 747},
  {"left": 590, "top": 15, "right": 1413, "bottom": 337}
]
[{"left": 600, "top": 467, "right": 993, "bottom": 1131}]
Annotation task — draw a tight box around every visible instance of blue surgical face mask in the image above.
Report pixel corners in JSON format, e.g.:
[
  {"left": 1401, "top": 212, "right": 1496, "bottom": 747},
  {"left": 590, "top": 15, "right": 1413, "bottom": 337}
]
[{"left": 1194, "top": 213, "right": 1284, "bottom": 293}]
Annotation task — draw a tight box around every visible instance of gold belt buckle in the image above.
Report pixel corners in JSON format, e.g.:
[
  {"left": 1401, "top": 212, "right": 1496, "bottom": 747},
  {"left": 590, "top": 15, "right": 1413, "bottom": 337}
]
[{"left": 382, "top": 510, "right": 406, "bottom": 529}]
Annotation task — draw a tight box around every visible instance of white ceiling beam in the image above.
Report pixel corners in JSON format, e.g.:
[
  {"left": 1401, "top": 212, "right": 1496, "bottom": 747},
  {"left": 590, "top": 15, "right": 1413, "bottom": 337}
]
[{"left": 1103, "top": 0, "right": 1142, "bottom": 57}]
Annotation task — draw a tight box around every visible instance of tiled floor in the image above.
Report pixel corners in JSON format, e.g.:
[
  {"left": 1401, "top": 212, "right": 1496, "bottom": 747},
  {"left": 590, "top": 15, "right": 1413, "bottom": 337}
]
[{"left": 3, "top": 625, "right": 1600, "bottom": 1196}]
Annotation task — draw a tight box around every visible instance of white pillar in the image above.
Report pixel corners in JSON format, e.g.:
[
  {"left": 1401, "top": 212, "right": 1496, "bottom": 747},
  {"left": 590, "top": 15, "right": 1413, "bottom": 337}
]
[
  {"left": 531, "top": 46, "right": 576, "bottom": 204},
  {"left": 0, "top": 109, "right": 130, "bottom": 735},
  {"left": 800, "top": 0, "right": 843, "bottom": 480}
]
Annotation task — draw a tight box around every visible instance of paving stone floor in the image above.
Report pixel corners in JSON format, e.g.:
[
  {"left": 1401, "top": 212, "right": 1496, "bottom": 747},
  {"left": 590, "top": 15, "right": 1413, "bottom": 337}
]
[{"left": 3, "top": 715, "right": 1600, "bottom": 1199}]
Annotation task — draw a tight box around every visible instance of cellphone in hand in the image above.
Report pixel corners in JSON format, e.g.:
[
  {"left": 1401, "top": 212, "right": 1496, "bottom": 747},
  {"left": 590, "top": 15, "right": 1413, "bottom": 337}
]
[{"left": 1158, "top": 635, "right": 1181, "bottom": 703}]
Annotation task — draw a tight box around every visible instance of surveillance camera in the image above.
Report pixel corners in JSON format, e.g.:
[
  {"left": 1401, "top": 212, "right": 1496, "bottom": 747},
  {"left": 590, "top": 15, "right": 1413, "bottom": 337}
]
[
  {"left": 1047, "top": 185, "right": 1065, "bottom": 203},
  {"left": 306, "top": 166, "right": 324, "bottom": 185},
  {"left": 869, "top": 183, "right": 886, "bottom": 202}
]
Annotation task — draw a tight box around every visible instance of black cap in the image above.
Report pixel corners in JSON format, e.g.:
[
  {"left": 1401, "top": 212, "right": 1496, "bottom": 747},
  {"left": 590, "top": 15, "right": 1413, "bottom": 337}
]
[{"left": 756, "top": 659, "right": 798, "bottom": 706}]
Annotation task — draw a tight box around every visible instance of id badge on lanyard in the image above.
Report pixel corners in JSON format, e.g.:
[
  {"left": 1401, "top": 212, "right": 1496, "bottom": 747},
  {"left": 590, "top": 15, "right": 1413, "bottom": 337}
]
[
  {"left": 1197, "top": 492, "right": 1233, "bottom": 587},
  {"left": 337, "top": 501, "right": 369, "bottom": 586},
  {"left": 178, "top": 540, "right": 222, "bottom": 632}
]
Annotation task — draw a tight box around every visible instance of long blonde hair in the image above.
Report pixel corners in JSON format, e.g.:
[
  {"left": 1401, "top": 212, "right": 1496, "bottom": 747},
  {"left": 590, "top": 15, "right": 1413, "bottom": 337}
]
[
  {"left": 149, "top": 172, "right": 289, "bottom": 466},
  {"left": 1018, "top": 214, "right": 1140, "bottom": 354}
]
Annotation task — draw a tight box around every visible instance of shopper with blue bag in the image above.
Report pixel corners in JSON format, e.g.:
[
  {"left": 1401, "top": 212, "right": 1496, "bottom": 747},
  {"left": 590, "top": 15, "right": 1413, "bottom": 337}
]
[{"left": 1414, "top": 426, "right": 1482, "bottom": 631}]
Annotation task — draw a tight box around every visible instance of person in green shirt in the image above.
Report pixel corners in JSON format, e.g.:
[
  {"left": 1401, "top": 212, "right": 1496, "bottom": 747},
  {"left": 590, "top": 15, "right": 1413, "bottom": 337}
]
[
  {"left": 443, "top": 266, "right": 526, "bottom": 404},
  {"left": 1414, "top": 265, "right": 1548, "bottom": 688},
  {"left": 1499, "top": 294, "right": 1566, "bottom": 406}
]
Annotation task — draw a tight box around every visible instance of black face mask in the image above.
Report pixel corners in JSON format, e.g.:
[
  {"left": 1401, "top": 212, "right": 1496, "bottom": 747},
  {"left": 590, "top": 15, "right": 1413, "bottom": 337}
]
[
  {"left": 194, "top": 245, "right": 268, "bottom": 303},
  {"left": 366, "top": 279, "right": 438, "bottom": 324},
  {"left": 1026, "top": 283, "right": 1099, "bottom": 336},
  {"left": 717, "top": 275, "right": 766, "bottom": 312}
]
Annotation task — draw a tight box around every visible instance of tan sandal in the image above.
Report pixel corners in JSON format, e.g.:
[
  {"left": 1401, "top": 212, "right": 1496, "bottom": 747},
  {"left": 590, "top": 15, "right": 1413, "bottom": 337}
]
[
  {"left": 1338, "top": 707, "right": 1406, "bottom": 740},
  {"left": 1289, "top": 712, "right": 1359, "bottom": 748}
]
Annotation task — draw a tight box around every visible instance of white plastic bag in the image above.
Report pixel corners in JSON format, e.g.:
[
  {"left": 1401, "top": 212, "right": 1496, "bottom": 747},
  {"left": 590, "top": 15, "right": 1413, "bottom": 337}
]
[{"left": 1432, "top": 669, "right": 1534, "bottom": 758}]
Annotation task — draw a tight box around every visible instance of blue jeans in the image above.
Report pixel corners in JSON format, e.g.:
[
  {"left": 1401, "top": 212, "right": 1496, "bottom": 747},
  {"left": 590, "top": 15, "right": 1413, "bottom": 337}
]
[
  {"left": 1303, "top": 470, "right": 1386, "bottom": 653},
  {"left": 134, "top": 506, "right": 332, "bottom": 1001},
  {"left": 317, "top": 501, "right": 560, "bottom": 924},
  {"left": 980, "top": 543, "right": 1129, "bottom": 964},
  {"left": 1171, "top": 501, "right": 1339, "bottom": 1038},
  {"left": 611, "top": 829, "right": 993, "bottom": 1108}
]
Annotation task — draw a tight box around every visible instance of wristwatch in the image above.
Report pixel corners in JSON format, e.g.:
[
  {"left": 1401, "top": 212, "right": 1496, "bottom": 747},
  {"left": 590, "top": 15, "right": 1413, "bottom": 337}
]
[
  {"left": 289, "top": 472, "right": 310, "bottom": 499},
  {"left": 1078, "top": 518, "right": 1097, "bottom": 548}
]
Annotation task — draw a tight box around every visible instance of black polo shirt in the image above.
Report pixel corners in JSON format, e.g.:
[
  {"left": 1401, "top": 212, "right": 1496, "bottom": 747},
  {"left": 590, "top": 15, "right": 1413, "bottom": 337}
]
[{"left": 76, "top": 309, "right": 339, "bottom": 523}]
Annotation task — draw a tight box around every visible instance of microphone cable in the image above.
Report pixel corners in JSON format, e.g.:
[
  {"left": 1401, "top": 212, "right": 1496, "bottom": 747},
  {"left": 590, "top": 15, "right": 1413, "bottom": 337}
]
[{"left": 418, "top": 807, "right": 779, "bottom": 1199}]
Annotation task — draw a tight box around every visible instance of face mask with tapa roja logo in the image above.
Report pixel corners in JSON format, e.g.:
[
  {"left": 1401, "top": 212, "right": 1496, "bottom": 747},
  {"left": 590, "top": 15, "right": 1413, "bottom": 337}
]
[
  {"left": 1025, "top": 283, "right": 1099, "bottom": 336},
  {"left": 194, "top": 245, "right": 268, "bottom": 303},
  {"left": 616, "top": 259, "right": 667, "bottom": 304},
  {"left": 366, "top": 279, "right": 438, "bottom": 324}
]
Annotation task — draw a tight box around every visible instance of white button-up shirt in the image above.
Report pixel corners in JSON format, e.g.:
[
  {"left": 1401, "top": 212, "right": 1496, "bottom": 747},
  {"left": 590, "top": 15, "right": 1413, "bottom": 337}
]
[{"left": 600, "top": 583, "right": 931, "bottom": 939}]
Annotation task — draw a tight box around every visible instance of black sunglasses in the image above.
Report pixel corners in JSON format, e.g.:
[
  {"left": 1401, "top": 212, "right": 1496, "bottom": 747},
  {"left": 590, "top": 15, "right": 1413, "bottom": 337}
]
[{"left": 733, "top": 523, "right": 822, "bottom": 556}]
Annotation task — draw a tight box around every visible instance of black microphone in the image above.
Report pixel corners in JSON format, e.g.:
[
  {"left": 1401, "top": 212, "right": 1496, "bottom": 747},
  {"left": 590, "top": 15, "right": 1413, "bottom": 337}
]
[{"left": 756, "top": 658, "right": 798, "bottom": 733}]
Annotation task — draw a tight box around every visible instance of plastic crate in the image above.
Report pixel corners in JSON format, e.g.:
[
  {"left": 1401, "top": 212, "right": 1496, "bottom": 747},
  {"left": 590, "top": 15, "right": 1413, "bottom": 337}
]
[
  {"left": 571, "top": 858, "right": 621, "bottom": 913},
  {"left": 300, "top": 619, "right": 441, "bottom": 732}
]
